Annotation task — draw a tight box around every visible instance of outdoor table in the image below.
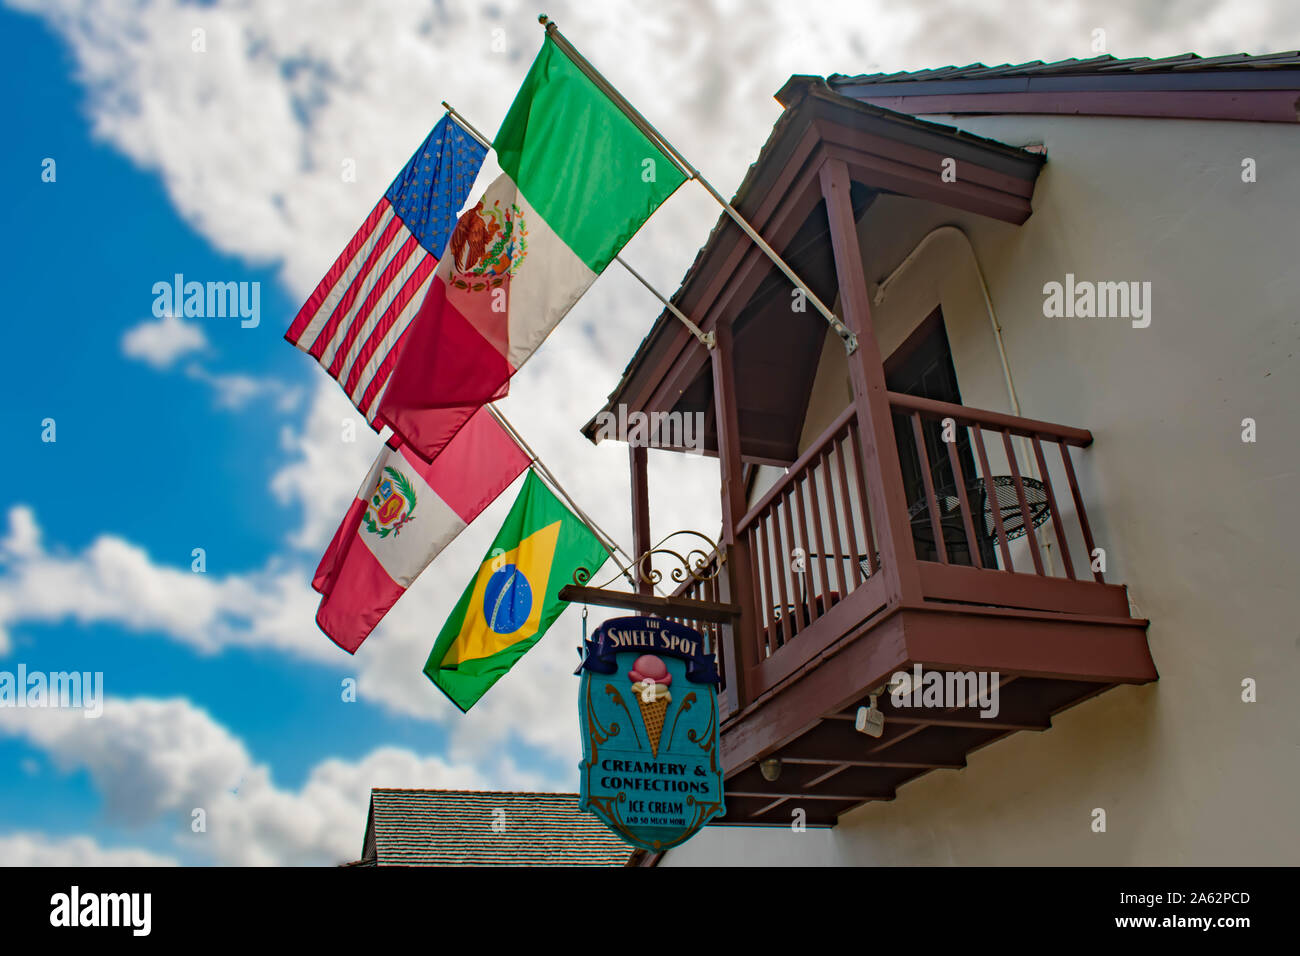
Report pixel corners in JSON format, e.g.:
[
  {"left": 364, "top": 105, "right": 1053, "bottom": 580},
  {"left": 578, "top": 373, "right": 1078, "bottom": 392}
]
[{"left": 906, "top": 474, "right": 1050, "bottom": 546}]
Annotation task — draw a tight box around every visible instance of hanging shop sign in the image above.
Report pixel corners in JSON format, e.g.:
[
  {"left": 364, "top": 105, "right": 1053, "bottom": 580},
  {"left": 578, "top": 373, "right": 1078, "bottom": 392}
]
[{"left": 577, "top": 615, "right": 725, "bottom": 852}]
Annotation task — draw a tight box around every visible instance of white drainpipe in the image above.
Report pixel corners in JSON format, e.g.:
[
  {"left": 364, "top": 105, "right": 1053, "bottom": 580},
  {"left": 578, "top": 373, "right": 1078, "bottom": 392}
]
[{"left": 871, "top": 224, "right": 1055, "bottom": 573}]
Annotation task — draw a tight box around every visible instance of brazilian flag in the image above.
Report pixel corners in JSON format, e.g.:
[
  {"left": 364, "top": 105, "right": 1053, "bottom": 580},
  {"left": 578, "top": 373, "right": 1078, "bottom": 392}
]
[{"left": 426, "top": 469, "right": 609, "bottom": 711}]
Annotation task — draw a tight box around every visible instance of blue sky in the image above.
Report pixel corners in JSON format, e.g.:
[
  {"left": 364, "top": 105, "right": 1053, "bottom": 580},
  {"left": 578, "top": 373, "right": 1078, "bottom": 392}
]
[
  {"left": 0, "top": 5, "right": 580, "bottom": 866},
  {"left": 0, "top": 8, "right": 469, "bottom": 864},
  {"left": 2, "top": 0, "right": 1292, "bottom": 866}
]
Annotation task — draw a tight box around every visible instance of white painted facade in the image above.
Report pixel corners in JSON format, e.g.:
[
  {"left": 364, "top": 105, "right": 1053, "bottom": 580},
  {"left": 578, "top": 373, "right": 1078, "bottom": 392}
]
[{"left": 662, "top": 112, "right": 1300, "bottom": 866}]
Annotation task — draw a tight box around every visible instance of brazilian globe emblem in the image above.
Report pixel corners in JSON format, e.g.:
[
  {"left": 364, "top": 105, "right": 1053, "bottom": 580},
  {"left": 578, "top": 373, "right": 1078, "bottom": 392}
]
[{"left": 483, "top": 563, "right": 533, "bottom": 633}]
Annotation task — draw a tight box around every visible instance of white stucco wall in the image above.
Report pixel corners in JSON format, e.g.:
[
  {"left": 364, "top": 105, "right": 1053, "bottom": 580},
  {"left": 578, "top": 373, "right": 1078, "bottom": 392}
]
[{"left": 664, "top": 111, "right": 1300, "bottom": 866}]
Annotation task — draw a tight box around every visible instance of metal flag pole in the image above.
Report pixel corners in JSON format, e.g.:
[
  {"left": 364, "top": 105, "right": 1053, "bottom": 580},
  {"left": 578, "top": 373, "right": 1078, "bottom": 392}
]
[
  {"left": 537, "top": 15, "right": 859, "bottom": 354},
  {"left": 485, "top": 402, "right": 643, "bottom": 591},
  {"left": 441, "top": 101, "right": 714, "bottom": 351},
  {"left": 438, "top": 105, "right": 674, "bottom": 595}
]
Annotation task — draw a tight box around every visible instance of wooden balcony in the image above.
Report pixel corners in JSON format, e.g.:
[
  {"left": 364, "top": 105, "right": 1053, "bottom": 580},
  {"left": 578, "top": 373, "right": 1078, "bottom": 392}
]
[
  {"left": 582, "top": 86, "right": 1155, "bottom": 828},
  {"left": 670, "top": 396, "right": 1156, "bottom": 826}
]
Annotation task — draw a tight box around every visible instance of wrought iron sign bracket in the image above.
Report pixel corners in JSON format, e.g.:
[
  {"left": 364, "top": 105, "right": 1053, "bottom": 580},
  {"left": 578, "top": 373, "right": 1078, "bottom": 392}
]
[{"left": 563, "top": 530, "right": 737, "bottom": 623}]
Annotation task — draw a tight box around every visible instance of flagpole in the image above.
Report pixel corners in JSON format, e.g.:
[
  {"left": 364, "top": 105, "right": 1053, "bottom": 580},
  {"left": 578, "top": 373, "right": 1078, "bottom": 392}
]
[
  {"left": 485, "top": 403, "right": 644, "bottom": 592},
  {"left": 441, "top": 102, "right": 714, "bottom": 351},
  {"left": 438, "top": 104, "right": 670, "bottom": 595},
  {"left": 537, "top": 15, "right": 859, "bottom": 355},
  {"left": 613, "top": 255, "right": 714, "bottom": 350}
]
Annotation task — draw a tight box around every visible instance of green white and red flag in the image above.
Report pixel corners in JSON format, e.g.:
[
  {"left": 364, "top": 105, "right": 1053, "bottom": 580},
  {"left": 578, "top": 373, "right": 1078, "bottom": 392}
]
[
  {"left": 376, "top": 34, "right": 687, "bottom": 461},
  {"left": 313, "top": 408, "right": 530, "bottom": 653}
]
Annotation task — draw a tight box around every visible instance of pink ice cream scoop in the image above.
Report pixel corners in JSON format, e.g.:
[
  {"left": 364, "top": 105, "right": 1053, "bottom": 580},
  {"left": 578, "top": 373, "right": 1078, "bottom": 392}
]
[{"left": 628, "top": 654, "right": 671, "bottom": 688}]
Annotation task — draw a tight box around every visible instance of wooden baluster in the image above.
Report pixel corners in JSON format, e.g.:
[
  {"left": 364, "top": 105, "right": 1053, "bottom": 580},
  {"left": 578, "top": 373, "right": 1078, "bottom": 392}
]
[
  {"left": 768, "top": 502, "right": 793, "bottom": 649},
  {"left": 848, "top": 416, "right": 879, "bottom": 576},
  {"left": 742, "top": 527, "right": 767, "bottom": 659},
  {"left": 755, "top": 515, "right": 775, "bottom": 657},
  {"left": 971, "top": 424, "right": 1014, "bottom": 571},
  {"left": 792, "top": 472, "right": 820, "bottom": 625},
  {"left": 820, "top": 447, "right": 849, "bottom": 598},
  {"left": 1058, "top": 444, "right": 1103, "bottom": 583},
  {"left": 780, "top": 491, "right": 808, "bottom": 636},
  {"left": 944, "top": 420, "right": 983, "bottom": 569},
  {"left": 831, "top": 431, "right": 865, "bottom": 589},
  {"left": 807, "top": 463, "right": 833, "bottom": 615},
  {"left": 1032, "top": 437, "right": 1076, "bottom": 580},
  {"left": 1002, "top": 430, "right": 1045, "bottom": 575},
  {"left": 911, "top": 412, "right": 948, "bottom": 565}
]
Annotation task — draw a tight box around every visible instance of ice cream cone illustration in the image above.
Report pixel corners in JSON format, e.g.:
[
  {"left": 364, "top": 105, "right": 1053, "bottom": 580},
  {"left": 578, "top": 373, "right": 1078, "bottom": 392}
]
[{"left": 629, "top": 654, "right": 672, "bottom": 757}]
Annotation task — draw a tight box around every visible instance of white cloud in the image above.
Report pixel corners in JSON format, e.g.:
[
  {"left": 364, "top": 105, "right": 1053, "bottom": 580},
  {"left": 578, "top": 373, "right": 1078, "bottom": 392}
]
[
  {"left": 0, "top": 833, "right": 179, "bottom": 867},
  {"left": 269, "top": 378, "right": 378, "bottom": 552},
  {"left": 0, "top": 695, "right": 554, "bottom": 866},
  {"left": 120, "top": 316, "right": 302, "bottom": 415},
  {"left": 120, "top": 313, "right": 208, "bottom": 369},
  {"left": 18, "top": 0, "right": 1288, "bottom": 312},
  {"left": 1, "top": 507, "right": 41, "bottom": 561},
  {"left": 183, "top": 362, "right": 303, "bottom": 413},
  {"left": 0, "top": 504, "right": 328, "bottom": 663},
  {"left": 0, "top": 499, "right": 612, "bottom": 765}
]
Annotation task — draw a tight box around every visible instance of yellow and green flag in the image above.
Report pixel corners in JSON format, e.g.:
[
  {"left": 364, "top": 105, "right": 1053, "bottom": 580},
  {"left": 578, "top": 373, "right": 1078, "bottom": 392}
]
[{"left": 426, "top": 469, "right": 609, "bottom": 711}]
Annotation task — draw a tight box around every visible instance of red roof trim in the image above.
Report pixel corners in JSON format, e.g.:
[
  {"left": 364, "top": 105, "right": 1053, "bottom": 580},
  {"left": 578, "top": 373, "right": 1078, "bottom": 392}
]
[{"left": 855, "top": 88, "right": 1300, "bottom": 124}]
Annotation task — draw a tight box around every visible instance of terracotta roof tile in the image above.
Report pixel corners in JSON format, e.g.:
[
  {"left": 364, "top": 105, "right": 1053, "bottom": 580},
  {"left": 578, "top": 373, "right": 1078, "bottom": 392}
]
[{"left": 361, "top": 789, "right": 633, "bottom": 867}]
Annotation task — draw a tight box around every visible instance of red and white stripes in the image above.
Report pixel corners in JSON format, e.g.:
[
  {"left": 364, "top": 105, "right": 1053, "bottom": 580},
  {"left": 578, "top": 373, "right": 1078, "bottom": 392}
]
[{"left": 285, "top": 197, "right": 440, "bottom": 425}]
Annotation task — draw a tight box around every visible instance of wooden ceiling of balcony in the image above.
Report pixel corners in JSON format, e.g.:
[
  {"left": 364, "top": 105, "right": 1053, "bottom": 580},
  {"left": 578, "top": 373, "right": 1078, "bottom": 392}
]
[
  {"left": 712, "top": 674, "right": 1115, "bottom": 827},
  {"left": 669, "top": 187, "right": 874, "bottom": 465},
  {"left": 582, "top": 78, "right": 1045, "bottom": 455}
]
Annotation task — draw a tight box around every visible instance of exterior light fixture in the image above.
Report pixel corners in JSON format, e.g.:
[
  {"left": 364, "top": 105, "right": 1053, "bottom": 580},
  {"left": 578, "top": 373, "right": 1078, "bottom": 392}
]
[
  {"left": 855, "top": 694, "right": 885, "bottom": 738},
  {"left": 759, "top": 757, "right": 782, "bottom": 782}
]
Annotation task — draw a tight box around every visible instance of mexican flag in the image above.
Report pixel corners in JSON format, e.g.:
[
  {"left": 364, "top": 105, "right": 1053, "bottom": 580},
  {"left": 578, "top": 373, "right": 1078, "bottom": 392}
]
[
  {"left": 426, "top": 469, "right": 609, "bottom": 712},
  {"left": 377, "top": 34, "right": 687, "bottom": 462}
]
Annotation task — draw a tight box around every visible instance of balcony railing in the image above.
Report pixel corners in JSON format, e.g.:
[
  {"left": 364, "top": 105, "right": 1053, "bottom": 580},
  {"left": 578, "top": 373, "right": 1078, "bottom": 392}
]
[
  {"left": 680, "top": 394, "right": 1122, "bottom": 717},
  {"left": 887, "top": 391, "right": 1101, "bottom": 584},
  {"left": 667, "top": 551, "right": 729, "bottom": 712},
  {"left": 736, "top": 404, "right": 881, "bottom": 659}
]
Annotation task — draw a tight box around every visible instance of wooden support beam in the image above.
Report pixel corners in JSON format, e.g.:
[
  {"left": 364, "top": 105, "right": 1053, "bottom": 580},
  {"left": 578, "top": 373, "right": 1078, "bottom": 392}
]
[
  {"left": 824, "top": 695, "right": 1053, "bottom": 731},
  {"left": 725, "top": 790, "right": 895, "bottom": 802},
  {"left": 558, "top": 585, "right": 739, "bottom": 624},
  {"left": 818, "top": 155, "right": 925, "bottom": 606},
  {"left": 628, "top": 444, "right": 652, "bottom": 595},
  {"left": 830, "top": 711, "right": 1051, "bottom": 732},
  {"left": 711, "top": 319, "right": 759, "bottom": 708},
  {"left": 748, "top": 796, "right": 791, "bottom": 818},
  {"left": 800, "top": 764, "right": 851, "bottom": 789},
  {"left": 782, "top": 755, "right": 965, "bottom": 770}
]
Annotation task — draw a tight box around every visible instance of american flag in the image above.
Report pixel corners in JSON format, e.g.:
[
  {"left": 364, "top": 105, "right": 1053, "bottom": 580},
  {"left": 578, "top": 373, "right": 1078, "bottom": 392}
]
[{"left": 285, "top": 114, "right": 487, "bottom": 425}]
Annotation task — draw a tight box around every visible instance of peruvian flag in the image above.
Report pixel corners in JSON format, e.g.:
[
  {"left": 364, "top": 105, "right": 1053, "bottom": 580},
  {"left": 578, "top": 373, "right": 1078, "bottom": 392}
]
[{"left": 314, "top": 407, "right": 530, "bottom": 653}]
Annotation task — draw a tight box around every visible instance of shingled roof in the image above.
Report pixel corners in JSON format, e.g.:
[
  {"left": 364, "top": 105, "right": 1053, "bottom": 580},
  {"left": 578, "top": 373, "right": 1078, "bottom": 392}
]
[
  {"left": 829, "top": 50, "right": 1300, "bottom": 90},
  {"left": 353, "top": 789, "right": 633, "bottom": 866}
]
